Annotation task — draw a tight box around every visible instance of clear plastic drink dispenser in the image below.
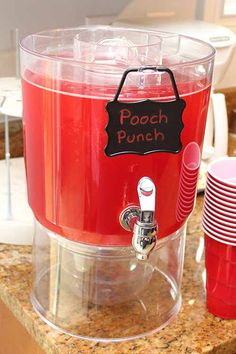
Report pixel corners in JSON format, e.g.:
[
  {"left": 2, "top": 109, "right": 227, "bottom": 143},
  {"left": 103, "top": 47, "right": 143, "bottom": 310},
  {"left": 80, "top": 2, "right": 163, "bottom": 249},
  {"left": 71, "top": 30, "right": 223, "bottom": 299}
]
[{"left": 20, "top": 26, "right": 214, "bottom": 341}]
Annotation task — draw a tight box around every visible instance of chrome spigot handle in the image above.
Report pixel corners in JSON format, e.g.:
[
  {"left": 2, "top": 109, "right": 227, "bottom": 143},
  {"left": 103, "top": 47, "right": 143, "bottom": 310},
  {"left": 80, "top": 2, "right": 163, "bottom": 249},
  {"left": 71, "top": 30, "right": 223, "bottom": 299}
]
[
  {"left": 119, "top": 176, "right": 158, "bottom": 260},
  {"left": 132, "top": 177, "right": 157, "bottom": 260},
  {"left": 137, "top": 177, "right": 155, "bottom": 224}
]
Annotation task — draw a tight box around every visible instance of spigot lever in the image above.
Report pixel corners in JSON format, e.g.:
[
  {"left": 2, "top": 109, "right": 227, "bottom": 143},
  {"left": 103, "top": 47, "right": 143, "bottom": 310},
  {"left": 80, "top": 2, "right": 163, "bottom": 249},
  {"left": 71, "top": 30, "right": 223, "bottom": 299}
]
[
  {"left": 119, "top": 177, "right": 158, "bottom": 261},
  {"left": 133, "top": 177, "right": 157, "bottom": 260},
  {"left": 138, "top": 177, "right": 155, "bottom": 224}
]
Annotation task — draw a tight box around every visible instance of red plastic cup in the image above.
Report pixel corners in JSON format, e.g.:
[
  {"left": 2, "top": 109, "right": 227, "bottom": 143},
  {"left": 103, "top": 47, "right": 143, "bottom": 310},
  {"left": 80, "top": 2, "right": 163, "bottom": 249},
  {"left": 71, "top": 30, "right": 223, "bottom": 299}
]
[
  {"left": 207, "top": 276, "right": 236, "bottom": 303},
  {"left": 177, "top": 203, "right": 194, "bottom": 216},
  {"left": 207, "top": 181, "right": 236, "bottom": 203},
  {"left": 178, "top": 198, "right": 195, "bottom": 213},
  {"left": 176, "top": 203, "right": 194, "bottom": 222},
  {"left": 180, "top": 172, "right": 198, "bottom": 186},
  {"left": 208, "top": 157, "right": 236, "bottom": 188},
  {"left": 205, "top": 233, "right": 236, "bottom": 319},
  {"left": 208, "top": 174, "right": 236, "bottom": 194},
  {"left": 204, "top": 193, "right": 236, "bottom": 215},
  {"left": 182, "top": 142, "right": 201, "bottom": 172},
  {"left": 206, "top": 294, "right": 236, "bottom": 319},
  {"left": 205, "top": 251, "right": 236, "bottom": 285},
  {"left": 206, "top": 187, "right": 236, "bottom": 206},
  {"left": 179, "top": 189, "right": 196, "bottom": 202},
  {"left": 203, "top": 205, "right": 236, "bottom": 226},
  {"left": 203, "top": 213, "right": 236, "bottom": 236},
  {"left": 203, "top": 208, "right": 236, "bottom": 230},
  {"left": 205, "top": 189, "right": 236, "bottom": 210},
  {"left": 180, "top": 179, "right": 197, "bottom": 194},
  {"left": 180, "top": 191, "right": 196, "bottom": 204},
  {"left": 176, "top": 211, "right": 185, "bottom": 222},
  {"left": 203, "top": 211, "right": 236, "bottom": 234},
  {"left": 207, "top": 178, "right": 236, "bottom": 197},
  {"left": 204, "top": 232, "right": 236, "bottom": 261},
  {"left": 202, "top": 220, "right": 236, "bottom": 243},
  {"left": 181, "top": 167, "right": 199, "bottom": 180}
]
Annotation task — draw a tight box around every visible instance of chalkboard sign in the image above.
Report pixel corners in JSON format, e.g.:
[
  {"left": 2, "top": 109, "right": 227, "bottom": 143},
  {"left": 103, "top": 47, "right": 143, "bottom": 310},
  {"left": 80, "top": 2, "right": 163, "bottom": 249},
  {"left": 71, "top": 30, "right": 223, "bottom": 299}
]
[{"left": 105, "top": 67, "right": 186, "bottom": 157}]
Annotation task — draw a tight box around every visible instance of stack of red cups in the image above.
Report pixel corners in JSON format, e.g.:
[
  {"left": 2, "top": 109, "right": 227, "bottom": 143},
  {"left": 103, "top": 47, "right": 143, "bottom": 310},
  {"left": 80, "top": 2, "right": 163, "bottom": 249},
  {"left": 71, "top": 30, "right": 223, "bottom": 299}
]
[
  {"left": 176, "top": 142, "right": 200, "bottom": 221},
  {"left": 202, "top": 157, "right": 236, "bottom": 319}
]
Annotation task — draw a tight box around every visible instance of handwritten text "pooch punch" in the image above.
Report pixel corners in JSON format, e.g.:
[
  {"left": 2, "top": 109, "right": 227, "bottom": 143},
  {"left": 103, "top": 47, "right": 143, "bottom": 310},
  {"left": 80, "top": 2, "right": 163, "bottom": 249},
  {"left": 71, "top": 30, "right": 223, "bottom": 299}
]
[{"left": 117, "top": 108, "right": 167, "bottom": 144}]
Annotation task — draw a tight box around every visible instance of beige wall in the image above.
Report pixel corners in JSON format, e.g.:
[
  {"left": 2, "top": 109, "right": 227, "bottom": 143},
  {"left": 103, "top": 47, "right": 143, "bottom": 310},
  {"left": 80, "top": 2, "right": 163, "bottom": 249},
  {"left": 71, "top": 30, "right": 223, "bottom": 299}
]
[
  {"left": 0, "top": 0, "right": 130, "bottom": 51},
  {"left": 0, "top": 50, "right": 16, "bottom": 77},
  {"left": 117, "top": 0, "right": 197, "bottom": 21},
  {"left": 217, "top": 49, "right": 236, "bottom": 89},
  {"left": 203, "top": 0, "right": 236, "bottom": 89}
]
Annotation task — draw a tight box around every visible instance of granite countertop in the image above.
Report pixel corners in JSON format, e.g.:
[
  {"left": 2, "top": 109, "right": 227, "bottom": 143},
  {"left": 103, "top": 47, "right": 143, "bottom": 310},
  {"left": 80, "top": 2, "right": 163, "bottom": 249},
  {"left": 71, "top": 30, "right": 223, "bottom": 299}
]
[{"left": 0, "top": 196, "right": 236, "bottom": 354}]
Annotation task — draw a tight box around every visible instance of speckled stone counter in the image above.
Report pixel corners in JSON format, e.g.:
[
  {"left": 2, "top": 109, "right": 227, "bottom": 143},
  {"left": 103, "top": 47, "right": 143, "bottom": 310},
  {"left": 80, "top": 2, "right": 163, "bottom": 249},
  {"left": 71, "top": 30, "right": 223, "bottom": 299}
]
[{"left": 0, "top": 196, "right": 236, "bottom": 354}]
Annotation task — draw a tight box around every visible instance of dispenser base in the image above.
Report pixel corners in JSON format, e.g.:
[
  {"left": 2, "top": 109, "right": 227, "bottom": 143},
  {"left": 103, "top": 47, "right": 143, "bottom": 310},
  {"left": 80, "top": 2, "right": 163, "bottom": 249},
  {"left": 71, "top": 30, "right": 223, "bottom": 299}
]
[
  {"left": 31, "top": 280, "right": 182, "bottom": 342},
  {"left": 31, "top": 222, "right": 186, "bottom": 342}
]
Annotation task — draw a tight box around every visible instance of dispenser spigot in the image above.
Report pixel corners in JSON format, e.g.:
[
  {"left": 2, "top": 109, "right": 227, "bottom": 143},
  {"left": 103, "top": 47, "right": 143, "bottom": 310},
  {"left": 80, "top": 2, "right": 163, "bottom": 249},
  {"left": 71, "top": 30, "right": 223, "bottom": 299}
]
[{"left": 120, "top": 177, "right": 157, "bottom": 260}]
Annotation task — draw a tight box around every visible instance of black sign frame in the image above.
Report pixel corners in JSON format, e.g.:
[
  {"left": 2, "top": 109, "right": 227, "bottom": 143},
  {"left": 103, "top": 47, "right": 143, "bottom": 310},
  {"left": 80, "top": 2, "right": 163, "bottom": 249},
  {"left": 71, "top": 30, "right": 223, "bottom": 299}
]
[{"left": 105, "top": 66, "right": 186, "bottom": 157}]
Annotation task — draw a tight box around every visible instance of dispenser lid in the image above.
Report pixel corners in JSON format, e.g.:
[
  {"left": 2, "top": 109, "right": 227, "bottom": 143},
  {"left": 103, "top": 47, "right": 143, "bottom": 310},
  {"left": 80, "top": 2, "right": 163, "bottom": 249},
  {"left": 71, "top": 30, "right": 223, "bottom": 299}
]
[
  {"left": 20, "top": 25, "right": 215, "bottom": 70},
  {"left": 20, "top": 26, "right": 215, "bottom": 97}
]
